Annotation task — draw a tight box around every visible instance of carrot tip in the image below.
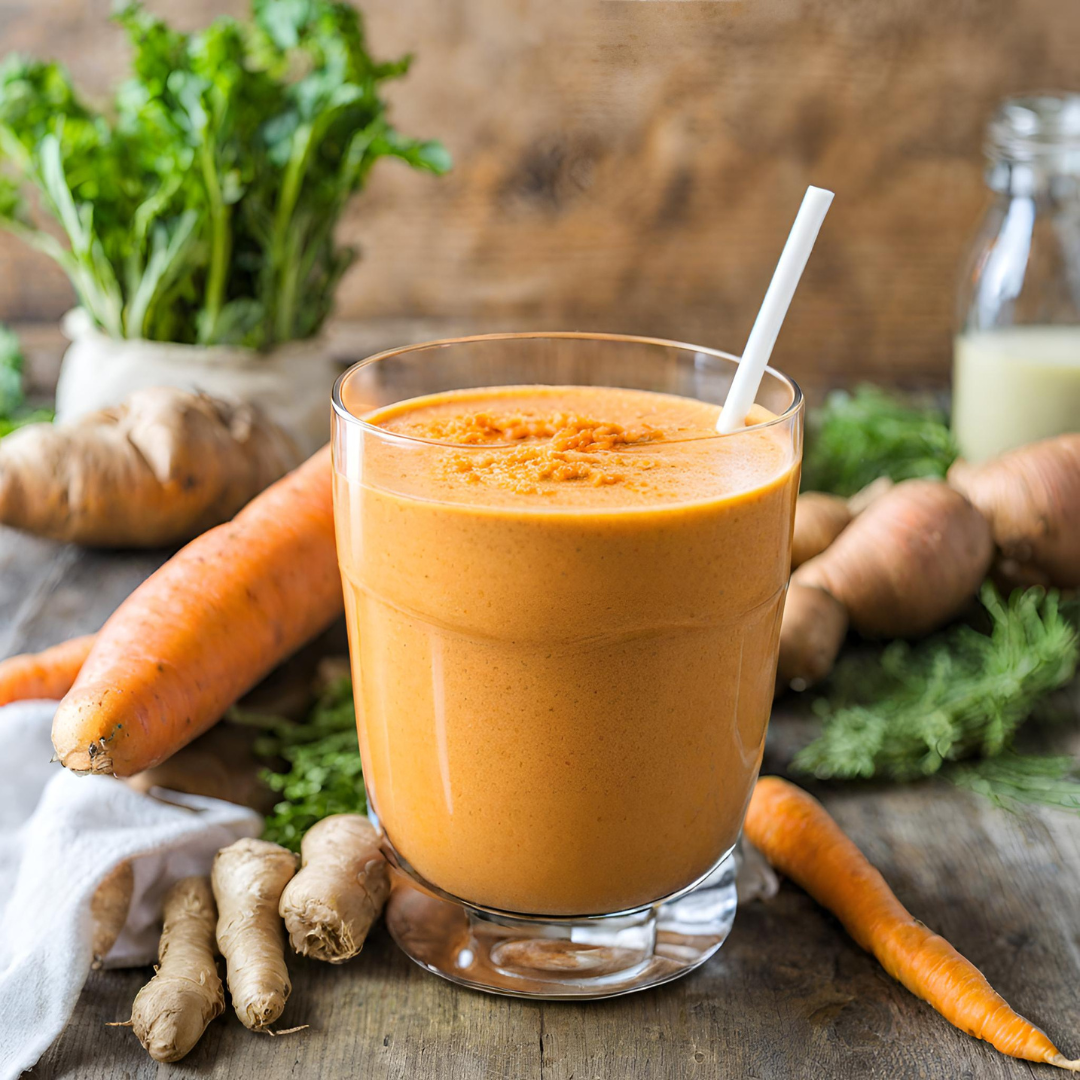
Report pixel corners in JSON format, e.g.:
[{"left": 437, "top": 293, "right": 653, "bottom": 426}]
[{"left": 1049, "top": 1054, "right": 1080, "bottom": 1072}]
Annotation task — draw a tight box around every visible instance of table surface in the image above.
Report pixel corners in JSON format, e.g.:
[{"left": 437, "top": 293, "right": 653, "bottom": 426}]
[{"left": 5, "top": 525, "right": 1078, "bottom": 1080}]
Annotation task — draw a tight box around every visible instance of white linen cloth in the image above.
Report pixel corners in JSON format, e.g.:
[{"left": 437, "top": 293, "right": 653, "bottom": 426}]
[{"left": 0, "top": 701, "right": 261, "bottom": 1080}]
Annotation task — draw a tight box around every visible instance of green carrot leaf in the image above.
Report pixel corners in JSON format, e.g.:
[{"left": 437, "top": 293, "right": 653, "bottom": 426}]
[
  {"left": 794, "top": 584, "right": 1079, "bottom": 790},
  {"left": 802, "top": 385, "right": 960, "bottom": 497}
]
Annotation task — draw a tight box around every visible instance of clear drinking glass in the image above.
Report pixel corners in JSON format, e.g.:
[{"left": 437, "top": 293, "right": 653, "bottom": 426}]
[{"left": 331, "top": 333, "right": 802, "bottom": 999}]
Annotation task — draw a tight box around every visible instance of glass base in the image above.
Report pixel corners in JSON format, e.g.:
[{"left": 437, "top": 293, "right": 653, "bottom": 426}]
[{"left": 383, "top": 851, "right": 738, "bottom": 1000}]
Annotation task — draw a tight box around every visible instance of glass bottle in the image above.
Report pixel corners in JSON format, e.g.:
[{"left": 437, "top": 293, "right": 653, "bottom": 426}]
[{"left": 952, "top": 93, "right": 1080, "bottom": 462}]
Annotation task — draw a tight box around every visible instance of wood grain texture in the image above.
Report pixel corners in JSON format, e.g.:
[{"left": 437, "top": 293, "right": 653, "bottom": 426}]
[
  {"left": 29, "top": 757, "right": 1080, "bottom": 1080},
  {"left": 0, "top": 527, "right": 162, "bottom": 658},
  {"left": 6, "top": 536, "right": 1077, "bottom": 1079},
  {"left": 2, "top": 0, "right": 1080, "bottom": 391}
]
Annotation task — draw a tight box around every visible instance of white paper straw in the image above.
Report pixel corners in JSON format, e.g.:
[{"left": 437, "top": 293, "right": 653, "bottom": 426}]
[{"left": 716, "top": 186, "right": 834, "bottom": 434}]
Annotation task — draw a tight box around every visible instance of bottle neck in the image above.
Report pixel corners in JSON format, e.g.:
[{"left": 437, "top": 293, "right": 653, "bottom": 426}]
[
  {"left": 986, "top": 94, "right": 1080, "bottom": 198},
  {"left": 986, "top": 159, "right": 1080, "bottom": 200}
]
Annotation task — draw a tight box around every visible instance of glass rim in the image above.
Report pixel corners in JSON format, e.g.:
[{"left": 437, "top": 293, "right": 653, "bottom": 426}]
[{"left": 331, "top": 330, "right": 803, "bottom": 449}]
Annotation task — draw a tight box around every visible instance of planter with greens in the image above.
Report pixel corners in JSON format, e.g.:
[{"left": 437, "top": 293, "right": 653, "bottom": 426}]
[{"left": 0, "top": 0, "right": 447, "bottom": 548}]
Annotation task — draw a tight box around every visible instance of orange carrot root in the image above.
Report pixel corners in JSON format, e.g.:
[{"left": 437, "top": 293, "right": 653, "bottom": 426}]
[
  {"left": 845, "top": 475, "right": 894, "bottom": 516},
  {"left": 777, "top": 479, "right": 994, "bottom": 690},
  {"left": 791, "top": 492, "right": 853, "bottom": 569},
  {"left": 51, "top": 445, "right": 340, "bottom": 776},
  {"left": 745, "top": 777, "right": 1078, "bottom": 1070},
  {"left": 0, "top": 634, "right": 96, "bottom": 706},
  {"left": 948, "top": 433, "right": 1080, "bottom": 590},
  {"left": 796, "top": 478, "right": 993, "bottom": 639},
  {"left": 777, "top": 582, "right": 848, "bottom": 690}
]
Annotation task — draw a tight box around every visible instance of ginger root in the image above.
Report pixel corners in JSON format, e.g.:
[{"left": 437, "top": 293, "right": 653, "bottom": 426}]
[
  {"left": 791, "top": 492, "right": 853, "bottom": 569},
  {"left": 121, "top": 876, "right": 224, "bottom": 1063},
  {"left": 779, "top": 479, "right": 993, "bottom": 689},
  {"left": 948, "top": 434, "right": 1080, "bottom": 589},
  {"left": 279, "top": 814, "right": 389, "bottom": 963},
  {"left": 212, "top": 838, "right": 297, "bottom": 1032},
  {"left": 90, "top": 859, "right": 134, "bottom": 969},
  {"left": 0, "top": 386, "right": 298, "bottom": 548}
]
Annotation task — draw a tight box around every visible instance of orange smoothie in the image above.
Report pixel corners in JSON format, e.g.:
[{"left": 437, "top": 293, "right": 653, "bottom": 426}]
[{"left": 333, "top": 385, "right": 799, "bottom": 916}]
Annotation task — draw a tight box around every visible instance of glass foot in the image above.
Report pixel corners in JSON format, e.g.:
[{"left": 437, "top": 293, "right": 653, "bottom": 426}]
[{"left": 384, "top": 852, "right": 738, "bottom": 1000}]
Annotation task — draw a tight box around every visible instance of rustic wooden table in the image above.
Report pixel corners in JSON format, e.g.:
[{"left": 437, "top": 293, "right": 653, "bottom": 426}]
[{"left": 6, "top": 526, "right": 1077, "bottom": 1080}]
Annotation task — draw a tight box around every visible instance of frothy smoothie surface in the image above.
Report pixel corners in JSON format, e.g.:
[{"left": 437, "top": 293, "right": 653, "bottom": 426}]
[
  {"left": 335, "top": 383, "right": 800, "bottom": 916},
  {"left": 359, "top": 385, "right": 791, "bottom": 509}
]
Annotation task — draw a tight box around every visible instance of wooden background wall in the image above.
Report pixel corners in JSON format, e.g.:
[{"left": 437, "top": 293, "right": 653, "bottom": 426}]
[{"left": 1, "top": 0, "right": 1079, "bottom": 395}]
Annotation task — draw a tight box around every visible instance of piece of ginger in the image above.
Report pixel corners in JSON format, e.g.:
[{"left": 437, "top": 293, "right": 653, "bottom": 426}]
[
  {"left": 90, "top": 860, "right": 134, "bottom": 969},
  {"left": 0, "top": 386, "right": 298, "bottom": 548},
  {"left": 279, "top": 814, "right": 390, "bottom": 963},
  {"left": 120, "top": 876, "right": 224, "bottom": 1063},
  {"left": 212, "top": 837, "right": 297, "bottom": 1032}
]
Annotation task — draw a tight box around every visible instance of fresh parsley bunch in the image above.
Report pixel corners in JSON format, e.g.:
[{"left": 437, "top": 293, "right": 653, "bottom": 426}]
[
  {"left": 0, "top": 0, "right": 449, "bottom": 348},
  {"left": 252, "top": 675, "right": 367, "bottom": 852}
]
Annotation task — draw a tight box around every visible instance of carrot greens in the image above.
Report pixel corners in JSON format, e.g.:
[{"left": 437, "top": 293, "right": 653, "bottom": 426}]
[
  {"left": 794, "top": 585, "right": 1080, "bottom": 808},
  {"left": 802, "top": 385, "right": 959, "bottom": 496},
  {"left": 951, "top": 752, "right": 1080, "bottom": 814}
]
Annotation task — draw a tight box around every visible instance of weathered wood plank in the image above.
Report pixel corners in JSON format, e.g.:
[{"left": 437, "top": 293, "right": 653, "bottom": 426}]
[
  {"left": 6, "top": 529, "right": 1077, "bottom": 1080},
  {"left": 2, "top": 0, "right": 1080, "bottom": 390},
  {"left": 28, "top": 714, "right": 1080, "bottom": 1080},
  {"left": 0, "top": 526, "right": 165, "bottom": 659}
]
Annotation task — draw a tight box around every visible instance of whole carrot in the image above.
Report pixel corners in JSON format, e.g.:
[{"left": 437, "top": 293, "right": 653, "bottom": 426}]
[
  {"left": 52, "top": 445, "right": 340, "bottom": 776},
  {"left": 745, "top": 776, "right": 1079, "bottom": 1071},
  {"left": 0, "top": 634, "right": 96, "bottom": 706}
]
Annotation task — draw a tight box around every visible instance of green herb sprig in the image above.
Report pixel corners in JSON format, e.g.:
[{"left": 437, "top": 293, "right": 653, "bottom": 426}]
[
  {"left": 952, "top": 752, "right": 1080, "bottom": 814},
  {"left": 802, "top": 384, "right": 959, "bottom": 496},
  {"left": 0, "top": 0, "right": 450, "bottom": 349},
  {"left": 248, "top": 675, "right": 366, "bottom": 852},
  {"left": 794, "top": 585, "right": 1079, "bottom": 799},
  {"left": 0, "top": 323, "right": 52, "bottom": 436}
]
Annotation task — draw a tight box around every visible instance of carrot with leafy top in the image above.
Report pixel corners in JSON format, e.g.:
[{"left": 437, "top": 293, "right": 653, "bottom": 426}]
[
  {"left": 0, "top": 634, "right": 96, "bottom": 705},
  {"left": 745, "top": 776, "right": 1079, "bottom": 1071},
  {"left": 52, "top": 445, "right": 340, "bottom": 776}
]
